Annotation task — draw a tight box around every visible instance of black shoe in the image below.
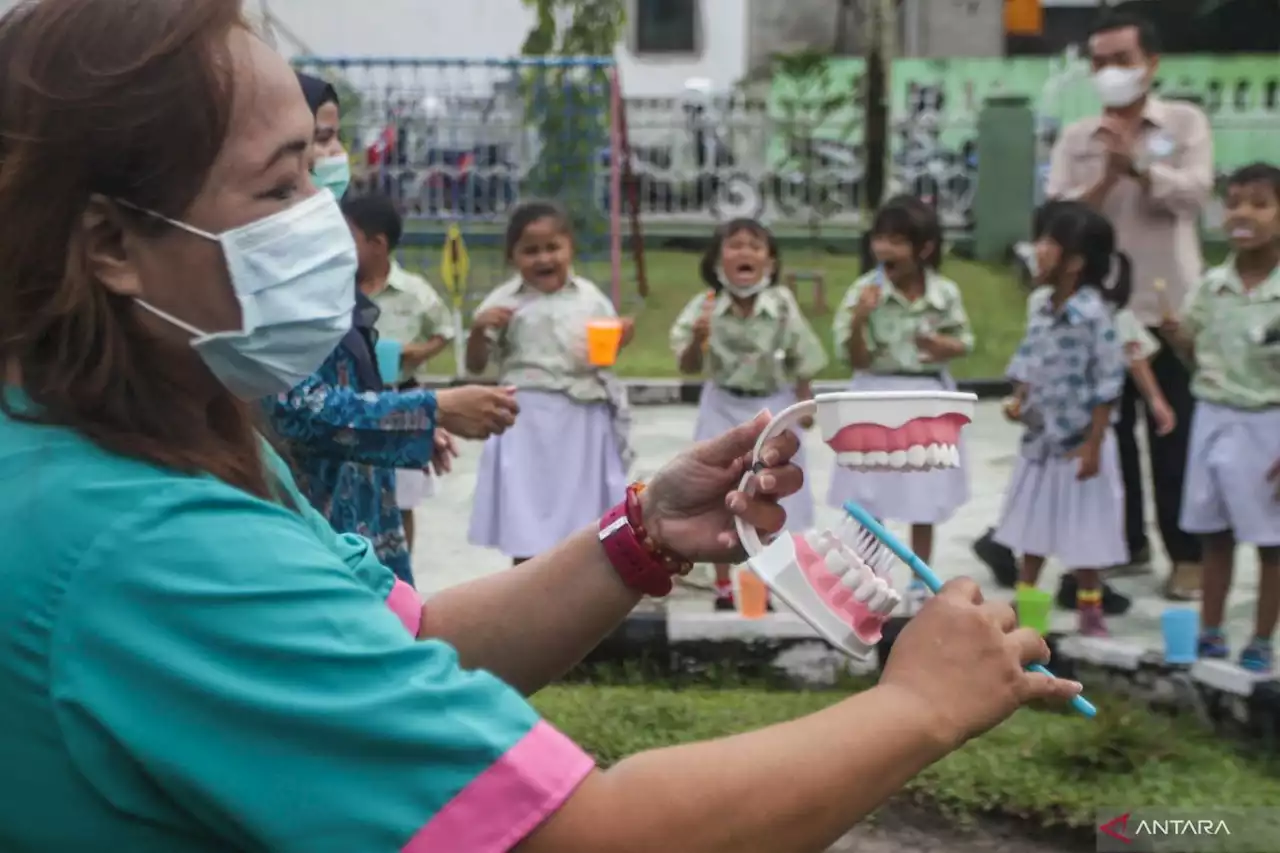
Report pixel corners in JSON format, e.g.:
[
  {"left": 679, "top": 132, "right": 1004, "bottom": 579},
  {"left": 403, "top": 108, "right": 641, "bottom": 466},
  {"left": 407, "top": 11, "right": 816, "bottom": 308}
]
[
  {"left": 1055, "top": 575, "right": 1131, "bottom": 616},
  {"left": 973, "top": 528, "right": 1018, "bottom": 589},
  {"left": 714, "top": 596, "right": 735, "bottom": 612}
]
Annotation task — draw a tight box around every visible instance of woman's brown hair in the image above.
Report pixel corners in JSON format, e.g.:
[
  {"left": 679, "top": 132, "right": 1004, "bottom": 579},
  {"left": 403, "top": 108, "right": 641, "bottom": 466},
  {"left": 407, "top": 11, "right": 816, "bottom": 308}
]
[{"left": 0, "top": 0, "right": 276, "bottom": 498}]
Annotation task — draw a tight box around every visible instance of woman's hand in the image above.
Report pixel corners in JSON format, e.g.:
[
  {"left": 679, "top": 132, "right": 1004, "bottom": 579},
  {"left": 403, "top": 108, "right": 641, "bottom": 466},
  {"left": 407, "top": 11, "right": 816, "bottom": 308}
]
[
  {"left": 882, "top": 578, "right": 1083, "bottom": 747},
  {"left": 435, "top": 385, "right": 519, "bottom": 439},
  {"left": 640, "top": 411, "right": 803, "bottom": 565}
]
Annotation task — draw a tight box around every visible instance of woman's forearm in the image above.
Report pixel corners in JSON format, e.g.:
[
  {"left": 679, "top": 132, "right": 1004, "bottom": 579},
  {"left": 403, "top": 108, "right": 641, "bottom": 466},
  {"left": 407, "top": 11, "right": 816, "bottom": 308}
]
[
  {"left": 418, "top": 525, "right": 639, "bottom": 694},
  {"left": 520, "top": 684, "right": 952, "bottom": 853}
]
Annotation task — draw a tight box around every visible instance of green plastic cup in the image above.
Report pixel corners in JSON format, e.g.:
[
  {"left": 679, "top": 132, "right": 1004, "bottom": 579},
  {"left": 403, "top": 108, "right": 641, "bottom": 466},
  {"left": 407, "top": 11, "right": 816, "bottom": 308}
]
[{"left": 1015, "top": 587, "right": 1053, "bottom": 636}]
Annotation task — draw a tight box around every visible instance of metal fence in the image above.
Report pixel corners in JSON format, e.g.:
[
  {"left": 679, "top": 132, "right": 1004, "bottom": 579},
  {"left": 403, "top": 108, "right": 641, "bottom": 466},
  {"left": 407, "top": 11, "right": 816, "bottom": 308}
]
[
  {"left": 293, "top": 56, "right": 978, "bottom": 236},
  {"left": 296, "top": 55, "right": 1280, "bottom": 242}
]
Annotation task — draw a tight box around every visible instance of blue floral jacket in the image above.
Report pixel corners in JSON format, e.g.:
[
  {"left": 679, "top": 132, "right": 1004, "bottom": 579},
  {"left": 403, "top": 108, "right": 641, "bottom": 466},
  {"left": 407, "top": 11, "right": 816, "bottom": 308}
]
[{"left": 267, "top": 340, "right": 436, "bottom": 585}]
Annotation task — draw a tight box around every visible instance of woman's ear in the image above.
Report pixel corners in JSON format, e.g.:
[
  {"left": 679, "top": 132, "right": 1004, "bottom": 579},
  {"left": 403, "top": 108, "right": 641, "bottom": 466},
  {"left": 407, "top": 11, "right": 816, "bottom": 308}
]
[
  {"left": 78, "top": 195, "right": 143, "bottom": 297},
  {"left": 918, "top": 240, "right": 937, "bottom": 265}
]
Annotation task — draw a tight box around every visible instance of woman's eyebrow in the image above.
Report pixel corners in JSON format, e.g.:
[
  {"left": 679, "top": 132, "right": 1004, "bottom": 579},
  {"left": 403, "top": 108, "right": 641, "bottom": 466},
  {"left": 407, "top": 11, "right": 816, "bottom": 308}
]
[{"left": 259, "top": 138, "right": 309, "bottom": 174}]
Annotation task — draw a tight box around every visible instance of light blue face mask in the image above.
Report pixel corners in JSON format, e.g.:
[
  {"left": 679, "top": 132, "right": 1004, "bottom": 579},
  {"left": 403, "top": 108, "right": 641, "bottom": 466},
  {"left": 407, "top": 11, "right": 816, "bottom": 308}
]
[
  {"left": 312, "top": 155, "right": 351, "bottom": 200},
  {"left": 124, "top": 190, "right": 357, "bottom": 400}
]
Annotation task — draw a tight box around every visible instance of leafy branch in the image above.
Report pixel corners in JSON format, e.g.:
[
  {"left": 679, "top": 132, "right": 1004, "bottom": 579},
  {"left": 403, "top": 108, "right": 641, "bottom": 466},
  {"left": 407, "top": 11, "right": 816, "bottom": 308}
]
[{"left": 518, "top": 0, "right": 625, "bottom": 246}]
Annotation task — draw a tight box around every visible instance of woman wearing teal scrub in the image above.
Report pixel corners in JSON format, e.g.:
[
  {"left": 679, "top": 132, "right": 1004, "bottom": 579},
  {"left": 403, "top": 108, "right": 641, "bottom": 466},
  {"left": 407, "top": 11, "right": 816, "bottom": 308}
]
[{"left": 0, "top": 1, "right": 1083, "bottom": 851}]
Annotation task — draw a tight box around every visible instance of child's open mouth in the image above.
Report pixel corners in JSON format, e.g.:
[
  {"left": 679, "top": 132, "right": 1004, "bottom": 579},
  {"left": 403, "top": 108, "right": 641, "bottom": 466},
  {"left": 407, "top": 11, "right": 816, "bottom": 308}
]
[{"left": 1228, "top": 225, "right": 1258, "bottom": 241}]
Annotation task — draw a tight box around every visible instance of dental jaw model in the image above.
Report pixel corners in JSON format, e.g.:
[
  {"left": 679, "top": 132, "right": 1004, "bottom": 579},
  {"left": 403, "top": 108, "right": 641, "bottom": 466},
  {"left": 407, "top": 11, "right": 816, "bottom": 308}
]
[{"left": 733, "top": 391, "right": 976, "bottom": 660}]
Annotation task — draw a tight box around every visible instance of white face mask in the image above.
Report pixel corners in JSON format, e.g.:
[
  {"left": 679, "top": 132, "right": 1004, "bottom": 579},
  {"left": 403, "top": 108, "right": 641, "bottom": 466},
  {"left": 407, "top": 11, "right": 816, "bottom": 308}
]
[
  {"left": 125, "top": 191, "right": 357, "bottom": 400},
  {"left": 717, "top": 266, "right": 773, "bottom": 298},
  {"left": 1092, "top": 66, "right": 1148, "bottom": 108}
]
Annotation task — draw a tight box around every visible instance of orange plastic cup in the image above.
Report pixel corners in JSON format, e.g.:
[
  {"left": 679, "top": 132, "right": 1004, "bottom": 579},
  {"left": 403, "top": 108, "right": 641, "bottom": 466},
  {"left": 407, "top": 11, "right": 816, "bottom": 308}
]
[
  {"left": 586, "top": 318, "right": 624, "bottom": 367},
  {"left": 735, "top": 567, "right": 770, "bottom": 619}
]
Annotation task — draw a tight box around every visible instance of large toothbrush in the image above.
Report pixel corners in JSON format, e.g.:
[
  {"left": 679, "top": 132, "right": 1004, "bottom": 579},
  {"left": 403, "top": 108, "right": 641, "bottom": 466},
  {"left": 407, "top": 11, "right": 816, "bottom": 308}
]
[{"left": 842, "top": 500, "right": 1097, "bottom": 719}]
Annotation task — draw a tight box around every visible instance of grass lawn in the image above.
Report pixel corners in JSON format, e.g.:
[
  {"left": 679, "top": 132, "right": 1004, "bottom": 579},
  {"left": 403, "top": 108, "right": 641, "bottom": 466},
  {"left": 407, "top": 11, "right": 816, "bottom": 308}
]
[
  {"left": 397, "top": 246, "right": 1030, "bottom": 382},
  {"left": 532, "top": 683, "right": 1280, "bottom": 834}
]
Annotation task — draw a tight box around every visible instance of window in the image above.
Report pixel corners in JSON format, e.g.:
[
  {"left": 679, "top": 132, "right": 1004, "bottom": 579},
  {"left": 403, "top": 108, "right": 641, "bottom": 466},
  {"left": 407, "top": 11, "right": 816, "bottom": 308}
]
[{"left": 634, "top": 0, "right": 698, "bottom": 55}]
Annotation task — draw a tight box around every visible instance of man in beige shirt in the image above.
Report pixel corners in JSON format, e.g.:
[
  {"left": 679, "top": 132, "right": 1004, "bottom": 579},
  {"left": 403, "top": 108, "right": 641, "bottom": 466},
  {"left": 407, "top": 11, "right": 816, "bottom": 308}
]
[{"left": 1047, "top": 13, "right": 1212, "bottom": 599}]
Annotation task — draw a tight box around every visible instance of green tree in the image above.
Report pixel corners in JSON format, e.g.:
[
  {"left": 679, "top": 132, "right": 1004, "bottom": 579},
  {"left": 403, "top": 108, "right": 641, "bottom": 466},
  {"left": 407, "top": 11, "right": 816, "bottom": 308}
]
[{"left": 518, "top": 0, "right": 626, "bottom": 249}]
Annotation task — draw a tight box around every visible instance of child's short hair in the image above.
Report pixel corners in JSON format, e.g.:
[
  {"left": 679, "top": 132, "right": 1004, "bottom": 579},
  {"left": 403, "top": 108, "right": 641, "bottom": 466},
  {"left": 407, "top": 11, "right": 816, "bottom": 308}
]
[
  {"left": 698, "top": 218, "right": 781, "bottom": 292},
  {"left": 503, "top": 200, "right": 573, "bottom": 259},
  {"left": 869, "top": 195, "right": 944, "bottom": 269},
  {"left": 1039, "top": 201, "right": 1133, "bottom": 309},
  {"left": 1225, "top": 162, "right": 1280, "bottom": 198},
  {"left": 341, "top": 194, "right": 403, "bottom": 251}
]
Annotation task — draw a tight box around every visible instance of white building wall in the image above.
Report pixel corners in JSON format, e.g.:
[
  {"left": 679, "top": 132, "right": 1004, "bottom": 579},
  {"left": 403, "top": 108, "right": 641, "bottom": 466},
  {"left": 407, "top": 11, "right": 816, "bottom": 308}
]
[{"left": 252, "top": 0, "right": 746, "bottom": 99}]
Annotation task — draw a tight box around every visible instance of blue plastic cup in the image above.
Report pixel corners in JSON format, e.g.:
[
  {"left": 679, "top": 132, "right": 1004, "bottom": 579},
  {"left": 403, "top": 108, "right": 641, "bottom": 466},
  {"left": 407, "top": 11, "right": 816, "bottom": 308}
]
[
  {"left": 1161, "top": 607, "right": 1199, "bottom": 665},
  {"left": 375, "top": 339, "right": 402, "bottom": 388}
]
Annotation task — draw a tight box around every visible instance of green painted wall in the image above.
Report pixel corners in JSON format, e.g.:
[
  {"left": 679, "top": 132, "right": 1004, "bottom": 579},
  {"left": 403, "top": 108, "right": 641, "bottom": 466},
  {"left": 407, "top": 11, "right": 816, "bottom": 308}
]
[{"left": 768, "top": 55, "right": 1280, "bottom": 179}]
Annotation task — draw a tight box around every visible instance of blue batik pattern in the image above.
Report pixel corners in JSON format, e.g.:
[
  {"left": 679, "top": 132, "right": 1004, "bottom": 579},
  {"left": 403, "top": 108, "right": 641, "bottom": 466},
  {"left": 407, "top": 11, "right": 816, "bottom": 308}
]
[
  {"left": 1006, "top": 286, "right": 1127, "bottom": 461},
  {"left": 266, "top": 345, "right": 436, "bottom": 584}
]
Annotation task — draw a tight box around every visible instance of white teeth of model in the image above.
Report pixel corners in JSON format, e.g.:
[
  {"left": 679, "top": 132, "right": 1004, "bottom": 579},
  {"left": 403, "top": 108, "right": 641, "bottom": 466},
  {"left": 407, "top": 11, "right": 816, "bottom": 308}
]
[
  {"left": 838, "top": 451, "right": 864, "bottom": 469},
  {"left": 840, "top": 554, "right": 870, "bottom": 590},
  {"left": 925, "top": 444, "right": 941, "bottom": 468},
  {"left": 823, "top": 547, "right": 850, "bottom": 578},
  {"left": 880, "top": 589, "right": 902, "bottom": 614},
  {"left": 867, "top": 451, "right": 889, "bottom": 468},
  {"left": 949, "top": 444, "right": 961, "bottom": 466},
  {"left": 868, "top": 578, "right": 894, "bottom": 611},
  {"left": 888, "top": 450, "right": 907, "bottom": 469},
  {"left": 850, "top": 565, "right": 878, "bottom": 599},
  {"left": 906, "top": 445, "right": 926, "bottom": 469}
]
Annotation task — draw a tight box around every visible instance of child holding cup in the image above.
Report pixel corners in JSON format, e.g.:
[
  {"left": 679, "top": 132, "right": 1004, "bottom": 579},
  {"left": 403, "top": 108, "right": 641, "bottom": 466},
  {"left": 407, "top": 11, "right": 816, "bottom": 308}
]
[{"left": 466, "top": 201, "right": 635, "bottom": 565}]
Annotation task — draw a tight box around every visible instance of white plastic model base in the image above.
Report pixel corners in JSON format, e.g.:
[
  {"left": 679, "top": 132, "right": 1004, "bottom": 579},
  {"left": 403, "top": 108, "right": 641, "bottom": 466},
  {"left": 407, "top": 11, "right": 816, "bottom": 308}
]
[{"left": 732, "top": 391, "right": 978, "bottom": 659}]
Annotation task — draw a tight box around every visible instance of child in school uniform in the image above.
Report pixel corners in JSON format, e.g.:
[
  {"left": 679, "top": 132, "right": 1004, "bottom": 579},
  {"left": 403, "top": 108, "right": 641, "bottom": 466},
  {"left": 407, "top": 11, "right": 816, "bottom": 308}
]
[
  {"left": 1163, "top": 162, "right": 1280, "bottom": 673},
  {"left": 466, "top": 201, "right": 634, "bottom": 565},
  {"left": 827, "top": 195, "right": 973, "bottom": 566},
  {"left": 343, "top": 194, "right": 457, "bottom": 554},
  {"left": 670, "top": 218, "right": 828, "bottom": 611},
  {"left": 994, "top": 201, "right": 1130, "bottom": 637}
]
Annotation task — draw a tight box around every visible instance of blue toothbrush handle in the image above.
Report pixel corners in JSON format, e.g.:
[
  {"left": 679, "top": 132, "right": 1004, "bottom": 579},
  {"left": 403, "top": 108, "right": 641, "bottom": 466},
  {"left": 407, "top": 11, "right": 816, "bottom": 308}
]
[{"left": 842, "top": 502, "right": 1097, "bottom": 718}]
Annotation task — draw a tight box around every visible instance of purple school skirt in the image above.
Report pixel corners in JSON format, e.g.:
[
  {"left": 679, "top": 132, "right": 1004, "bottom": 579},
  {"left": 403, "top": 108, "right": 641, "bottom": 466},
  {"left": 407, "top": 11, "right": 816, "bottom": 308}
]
[
  {"left": 994, "top": 430, "right": 1129, "bottom": 569},
  {"left": 468, "top": 389, "right": 626, "bottom": 559}
]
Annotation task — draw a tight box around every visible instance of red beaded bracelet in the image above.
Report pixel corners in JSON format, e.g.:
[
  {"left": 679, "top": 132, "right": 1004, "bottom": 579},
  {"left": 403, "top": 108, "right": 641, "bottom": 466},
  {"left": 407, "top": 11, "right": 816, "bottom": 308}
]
[
  {"left": 597, "top": 482, "right": 691, "bottom": 597},
  {"left": 625, "top": 483, "right": 693, "bottom": 577}
]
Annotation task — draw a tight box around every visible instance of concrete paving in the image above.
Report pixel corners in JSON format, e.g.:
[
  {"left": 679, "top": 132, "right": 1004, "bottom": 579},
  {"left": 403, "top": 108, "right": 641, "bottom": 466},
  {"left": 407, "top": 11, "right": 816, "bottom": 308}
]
[{"left": 414, "top": 401, "right": 1264, "bottom": 653}]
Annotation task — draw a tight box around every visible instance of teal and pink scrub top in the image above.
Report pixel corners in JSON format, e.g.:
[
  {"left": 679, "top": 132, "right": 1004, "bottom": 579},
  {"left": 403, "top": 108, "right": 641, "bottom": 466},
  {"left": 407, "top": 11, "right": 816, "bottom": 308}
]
[{"left": 0, "top": 402, "right": 595, "bottom": 851}]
